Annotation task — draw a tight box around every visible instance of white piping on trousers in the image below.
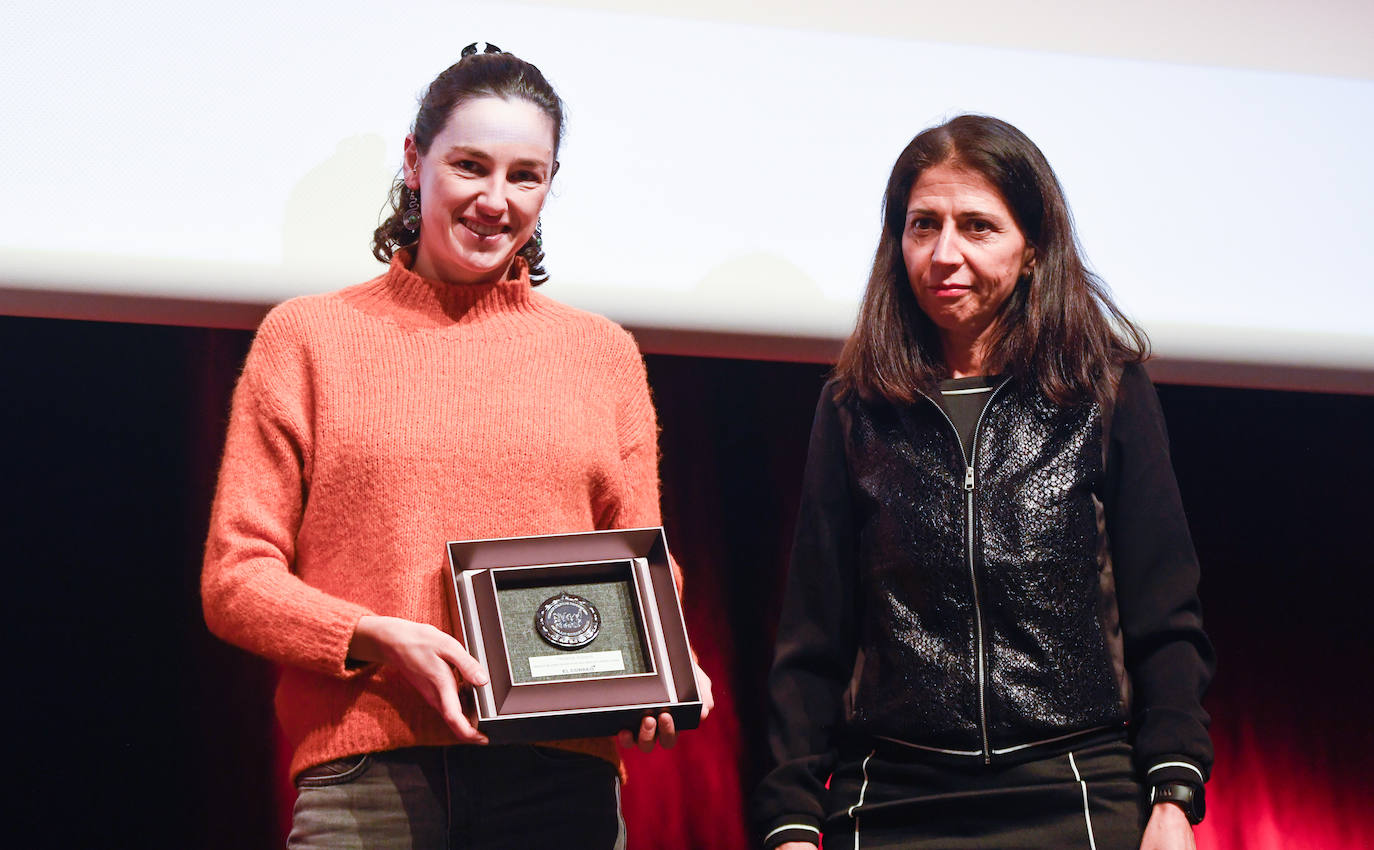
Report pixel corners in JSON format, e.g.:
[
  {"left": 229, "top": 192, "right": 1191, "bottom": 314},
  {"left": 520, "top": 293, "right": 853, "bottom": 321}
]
[
  {"left": 1068, "top": 751, "right": 1099, "bottom": 850},
  {"left": 848, "top": 750, "right": 875, "bottom": 850}
]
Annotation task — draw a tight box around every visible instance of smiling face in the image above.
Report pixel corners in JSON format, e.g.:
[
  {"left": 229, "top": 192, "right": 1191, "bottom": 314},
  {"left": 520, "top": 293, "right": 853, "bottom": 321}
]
[
  {"left": 404, "top": 96, "right": 557, "bottom": 286},
  {"left": 902, "top": 162, "right": 1034, "bottom": 371}
]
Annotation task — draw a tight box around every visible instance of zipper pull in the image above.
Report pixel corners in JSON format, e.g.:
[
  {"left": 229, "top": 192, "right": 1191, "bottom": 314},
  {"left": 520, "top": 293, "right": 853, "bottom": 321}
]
[{"left": 964, "top": 467, "right": 975, "bottom": 491}]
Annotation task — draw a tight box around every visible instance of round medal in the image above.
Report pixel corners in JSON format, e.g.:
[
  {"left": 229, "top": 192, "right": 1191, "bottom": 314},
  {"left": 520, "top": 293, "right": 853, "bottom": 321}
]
[{"left": 534, "top": 592, "right": 601, "bottom": 650}]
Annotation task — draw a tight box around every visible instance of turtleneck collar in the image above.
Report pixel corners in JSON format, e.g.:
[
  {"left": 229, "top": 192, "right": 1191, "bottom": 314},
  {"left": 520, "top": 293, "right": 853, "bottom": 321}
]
[{"left": 341, "top": 249, "right": 539, "bottom": 331}]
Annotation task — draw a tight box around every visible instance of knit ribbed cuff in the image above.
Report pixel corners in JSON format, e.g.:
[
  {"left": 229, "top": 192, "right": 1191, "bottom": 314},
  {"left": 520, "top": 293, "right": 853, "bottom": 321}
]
[
  {"left": 1145, "top": 757, "right": 1206, "bottom": 786},
  {"left": 762, "top": 815, "right": 821, "bottom": 849}
]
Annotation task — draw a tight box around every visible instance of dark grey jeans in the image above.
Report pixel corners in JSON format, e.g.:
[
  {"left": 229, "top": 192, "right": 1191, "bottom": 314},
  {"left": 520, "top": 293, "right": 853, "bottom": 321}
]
[{"left": 287, "top": 744, "right": 625, "bottom": 850}]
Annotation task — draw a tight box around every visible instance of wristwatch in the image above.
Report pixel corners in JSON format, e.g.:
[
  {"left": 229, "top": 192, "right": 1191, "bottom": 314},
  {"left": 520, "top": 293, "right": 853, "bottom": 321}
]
[{"left": 1150, "top": 782, "right": 1205, "bottom": 825}]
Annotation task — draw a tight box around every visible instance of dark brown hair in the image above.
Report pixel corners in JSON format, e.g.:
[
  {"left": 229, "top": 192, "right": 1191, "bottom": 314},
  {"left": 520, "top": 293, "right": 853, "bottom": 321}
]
[
  {"left": 371, "top": 48, "right": 565, "bottom": 284},
  {"left": 833, "top": 114, "right": 1147, "bottom": 406}
]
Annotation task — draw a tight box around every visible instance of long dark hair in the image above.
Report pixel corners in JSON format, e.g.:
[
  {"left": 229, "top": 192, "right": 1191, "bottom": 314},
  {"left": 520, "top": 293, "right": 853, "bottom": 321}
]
[
  {"left": 833, "top": 114, "right": 1147, "bottom": 406},
  {"left": 371, "top": 45, "right": 565, "bottom": 284}
]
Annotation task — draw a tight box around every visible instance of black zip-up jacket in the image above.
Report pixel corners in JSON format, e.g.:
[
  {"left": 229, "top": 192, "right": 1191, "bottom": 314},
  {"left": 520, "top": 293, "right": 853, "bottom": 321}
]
[{"left": 753, "top": 364, "right": 1214, "bottom": 848}]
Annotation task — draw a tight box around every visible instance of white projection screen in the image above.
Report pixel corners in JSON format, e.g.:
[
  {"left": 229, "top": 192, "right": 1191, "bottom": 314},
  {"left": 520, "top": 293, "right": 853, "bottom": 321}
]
[{"left": 2, "top": 0, "right": 1372, "bottom": 393}]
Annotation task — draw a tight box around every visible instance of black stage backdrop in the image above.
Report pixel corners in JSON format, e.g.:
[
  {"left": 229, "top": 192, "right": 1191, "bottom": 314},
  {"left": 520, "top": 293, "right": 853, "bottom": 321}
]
[{"left": 3, "top": 314, "right": 1371, "bottom": 849}]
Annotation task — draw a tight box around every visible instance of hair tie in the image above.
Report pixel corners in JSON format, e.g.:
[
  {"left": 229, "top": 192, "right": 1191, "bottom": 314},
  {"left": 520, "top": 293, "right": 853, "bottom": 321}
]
[{"left": 461, "top": 42, "right": 504, "bottom": 58}]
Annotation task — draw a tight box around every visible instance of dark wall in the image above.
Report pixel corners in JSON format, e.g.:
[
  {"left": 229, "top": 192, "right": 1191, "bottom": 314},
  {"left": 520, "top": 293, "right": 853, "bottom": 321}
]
[{"left": 3, "top": 313, "right": 1370, "bottom": 849}]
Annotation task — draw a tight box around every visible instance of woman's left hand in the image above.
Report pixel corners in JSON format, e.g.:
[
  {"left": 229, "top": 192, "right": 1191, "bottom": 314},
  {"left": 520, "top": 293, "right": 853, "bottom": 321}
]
[
  {"left": 1140, "top": 802, "right": 1196, "bottom": 850},
  {"left": 617, "top": 657, "right": 713, "bottom": 752}
]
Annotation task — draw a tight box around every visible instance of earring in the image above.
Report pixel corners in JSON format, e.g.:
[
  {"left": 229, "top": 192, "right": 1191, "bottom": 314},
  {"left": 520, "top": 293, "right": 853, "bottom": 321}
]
[{"left": 402, "top": 188, "right": 421, "bottom": 231}]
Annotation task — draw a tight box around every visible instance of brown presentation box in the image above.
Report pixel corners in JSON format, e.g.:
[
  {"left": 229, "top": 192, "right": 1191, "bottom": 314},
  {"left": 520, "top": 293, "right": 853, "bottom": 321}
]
[{"left": 445, "top": 527, "right": 702, "bottom": 744}]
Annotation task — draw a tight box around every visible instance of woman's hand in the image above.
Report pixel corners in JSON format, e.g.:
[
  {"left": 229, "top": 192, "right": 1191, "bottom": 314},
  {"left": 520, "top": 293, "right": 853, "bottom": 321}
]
[
  {"left": 618, "top": 711, "right": 677, "bottom": 753},
  {"left": 350, "top": 614, "right": 490, "bottom": 744},
  {"left": 1140, "top": 802, "right": 1196, "bottom": 850},
  {"left": 776, "top": 843, "right": 819, "bottom": 850},
  {"left": 693, "top": 656, "right": 714, "bottom": 723},
  {"left": 616, "top": 656, "right": 714, "bottom": 753}
]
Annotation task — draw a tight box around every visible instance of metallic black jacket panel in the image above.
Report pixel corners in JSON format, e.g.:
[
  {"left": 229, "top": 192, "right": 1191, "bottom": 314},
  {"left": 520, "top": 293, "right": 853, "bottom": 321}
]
[{"left": 842, "top": 383, "right": 1129, "bottom": 758}]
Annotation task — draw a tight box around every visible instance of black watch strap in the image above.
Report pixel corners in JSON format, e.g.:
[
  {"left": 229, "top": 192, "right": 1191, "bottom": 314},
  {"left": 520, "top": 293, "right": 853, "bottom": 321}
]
[{"left": 1150, "top": 781, "right": 1205, "bottom": 825}]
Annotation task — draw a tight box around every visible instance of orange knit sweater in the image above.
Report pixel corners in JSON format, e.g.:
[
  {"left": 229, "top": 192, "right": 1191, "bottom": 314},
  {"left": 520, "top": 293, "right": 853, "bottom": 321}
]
[{"left": 202, "top": 254, "right": 661, "bottom": 779}]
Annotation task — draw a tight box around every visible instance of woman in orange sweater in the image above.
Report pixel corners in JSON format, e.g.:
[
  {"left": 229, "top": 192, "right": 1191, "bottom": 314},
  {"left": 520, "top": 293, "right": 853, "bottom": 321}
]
[{"left": 202, "top": 44, "right": 708, "bottom": 849}]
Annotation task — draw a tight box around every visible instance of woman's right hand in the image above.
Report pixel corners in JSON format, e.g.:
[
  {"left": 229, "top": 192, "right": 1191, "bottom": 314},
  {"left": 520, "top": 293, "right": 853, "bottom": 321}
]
[{"left": 349, "top": 615, "right": 490, "bottom": 744}]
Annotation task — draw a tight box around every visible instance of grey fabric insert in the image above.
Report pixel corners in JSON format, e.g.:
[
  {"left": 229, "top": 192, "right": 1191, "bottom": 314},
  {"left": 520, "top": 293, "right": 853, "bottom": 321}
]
[{"left": 497, "top": 578, "right": 650, "bottom": 684}]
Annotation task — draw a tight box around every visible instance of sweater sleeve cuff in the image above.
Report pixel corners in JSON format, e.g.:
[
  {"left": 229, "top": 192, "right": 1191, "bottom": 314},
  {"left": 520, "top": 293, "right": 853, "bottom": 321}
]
[
  {"left": 1145, "top": 758, "right": 1206, "bottom": 786},
  {"left": 330, "top": 607, "right": 382, "bottom": 679},
  {"left": 762, "top": 816, "right": 822, "bottom": 849}
]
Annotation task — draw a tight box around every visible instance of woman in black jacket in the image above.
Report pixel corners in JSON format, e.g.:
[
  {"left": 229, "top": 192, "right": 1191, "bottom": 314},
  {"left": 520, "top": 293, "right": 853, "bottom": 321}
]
[{"left": 753, "top": 115, "right": 1213, "bottom": 850}]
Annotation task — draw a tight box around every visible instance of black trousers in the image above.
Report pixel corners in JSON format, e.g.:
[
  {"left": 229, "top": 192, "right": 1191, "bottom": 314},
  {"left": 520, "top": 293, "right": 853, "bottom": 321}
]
[{"left": 823, "top": 739, "right": 1148, "bottom": 849}]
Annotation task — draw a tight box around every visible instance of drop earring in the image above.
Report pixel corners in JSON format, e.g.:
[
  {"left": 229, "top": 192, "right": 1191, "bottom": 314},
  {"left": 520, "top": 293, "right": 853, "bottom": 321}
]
[{"left": 402, "top": 187, "right": 421, "bottom": 231}]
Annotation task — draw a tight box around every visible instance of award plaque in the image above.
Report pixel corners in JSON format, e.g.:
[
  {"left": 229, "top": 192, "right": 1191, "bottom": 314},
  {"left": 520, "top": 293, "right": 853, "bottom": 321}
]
[{"left": 445, "top": 527, "right": 703, "bottom": 744}]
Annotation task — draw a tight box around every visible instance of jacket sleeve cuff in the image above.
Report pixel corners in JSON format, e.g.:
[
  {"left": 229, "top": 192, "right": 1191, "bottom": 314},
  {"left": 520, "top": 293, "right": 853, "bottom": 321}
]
[
  {"left": 763, "top": 818, "right": 813, "bottom": 850},
  {"left": 762, "top": 816, "right": 822, "bottom": 849},
  {"left": 1145, "top": 757, "right": 1206, "bottom": 786}
]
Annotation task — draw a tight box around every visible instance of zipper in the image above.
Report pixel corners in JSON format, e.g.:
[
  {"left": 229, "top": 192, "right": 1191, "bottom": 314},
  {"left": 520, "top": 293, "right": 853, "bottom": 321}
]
[{"left": 919, "top": 377, "right": 1010, "bottom": 765}]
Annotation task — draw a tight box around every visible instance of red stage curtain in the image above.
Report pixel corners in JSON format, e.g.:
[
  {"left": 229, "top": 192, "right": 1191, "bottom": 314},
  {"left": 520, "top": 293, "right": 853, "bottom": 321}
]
[{"left": 4, "top": 316, "right": 1371, "bottom": 849}]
